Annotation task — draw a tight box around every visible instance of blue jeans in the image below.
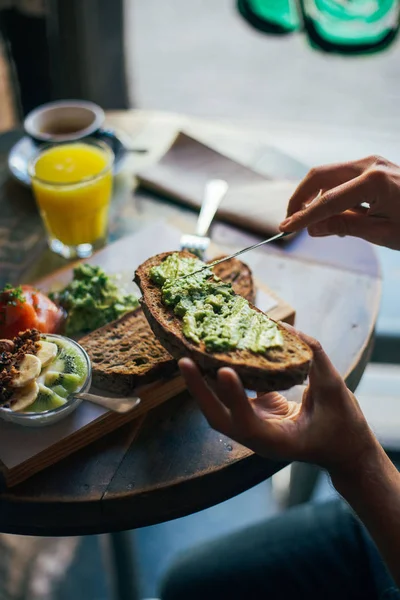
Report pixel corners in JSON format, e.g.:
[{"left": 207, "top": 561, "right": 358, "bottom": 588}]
[{"left": 160, "top": 499, "right": 399, "bottom": 600}]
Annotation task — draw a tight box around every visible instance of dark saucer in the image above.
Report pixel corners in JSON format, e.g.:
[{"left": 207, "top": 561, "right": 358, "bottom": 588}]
[{"left": 8, "top": 128, "right": 134, "bottom": 187}]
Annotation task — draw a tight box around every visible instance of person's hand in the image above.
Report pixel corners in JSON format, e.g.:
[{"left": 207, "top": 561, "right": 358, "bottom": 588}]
[
  {"left": 279, "top": 155, "right": 400, "bottom": 250},
  {"left": 179, "top": 326, "right": 378, "bottom": 477}
]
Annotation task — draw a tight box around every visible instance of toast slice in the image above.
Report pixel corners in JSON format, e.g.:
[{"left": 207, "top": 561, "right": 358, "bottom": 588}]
[
  {"left": 81, "top": 256, "right": 256, "bottom": 394},
  {"left": 80, "top": 308, "right": 175, "bottom": 395},
  {"left": 135, "top": 251, "right": 312, "bottom": 392}
]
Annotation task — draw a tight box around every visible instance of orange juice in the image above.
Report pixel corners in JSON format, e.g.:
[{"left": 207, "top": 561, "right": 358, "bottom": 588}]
[{"left": 30, "top": 141, "right": 113, "bottom": 257}]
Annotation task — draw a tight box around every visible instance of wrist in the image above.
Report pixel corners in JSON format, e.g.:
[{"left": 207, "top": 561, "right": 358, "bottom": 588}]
[{"left": 328, "top": 433, "right": 384, "bottom": 492}]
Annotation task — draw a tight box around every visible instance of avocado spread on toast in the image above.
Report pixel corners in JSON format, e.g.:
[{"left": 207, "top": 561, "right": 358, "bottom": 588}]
[{"left": 150, "top": 253, "right": 283, "bottom": 353}]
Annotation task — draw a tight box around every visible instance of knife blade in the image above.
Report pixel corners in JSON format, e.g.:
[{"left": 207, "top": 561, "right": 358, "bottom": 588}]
[{"left": 179, "top": 231, "right": 290, "bottom": 279}]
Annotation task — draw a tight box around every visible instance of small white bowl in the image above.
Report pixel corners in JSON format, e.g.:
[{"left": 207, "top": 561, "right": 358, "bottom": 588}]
[
  {"left": 24, "top": 100, "right": 105, "bottom": 144},
  {"left": 0, "top": 335, "right": 92, "bottom": 428}
]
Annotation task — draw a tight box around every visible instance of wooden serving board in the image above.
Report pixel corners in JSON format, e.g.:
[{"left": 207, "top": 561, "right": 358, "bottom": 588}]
[{"left": 0, "top": 223, "right": 294, "bottom": 487}]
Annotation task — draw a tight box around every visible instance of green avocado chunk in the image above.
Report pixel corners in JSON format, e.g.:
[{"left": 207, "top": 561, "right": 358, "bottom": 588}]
[
  {"left": 50, "top": 264, "right": 139, "bottom": 335},
  {"left": 150, "top": 254, "right": 283, "bottom": 354}
]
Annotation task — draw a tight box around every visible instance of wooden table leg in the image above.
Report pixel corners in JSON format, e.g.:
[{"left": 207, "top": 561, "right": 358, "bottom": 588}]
[
  {"left": 286, "top": 462, "right": 321, "bottom": 508},
  {"left": 102, "top": 531, "right": 140, "bottom": 600},
  {"left": 272, "top": 462, "right": 322, "bottom": 509}
]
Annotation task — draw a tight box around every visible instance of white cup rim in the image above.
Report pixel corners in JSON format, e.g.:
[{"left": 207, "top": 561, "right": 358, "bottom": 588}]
[{"left": 24, "top": 100, "right": 105, "bottom": 143}]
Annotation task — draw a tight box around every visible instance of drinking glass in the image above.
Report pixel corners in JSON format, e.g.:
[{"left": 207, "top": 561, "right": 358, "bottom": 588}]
[{"left": 29, "top": 139, "right": 114, "bottom": 259}]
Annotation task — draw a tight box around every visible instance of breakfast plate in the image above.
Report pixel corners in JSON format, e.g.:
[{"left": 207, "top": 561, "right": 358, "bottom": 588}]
[
  {"left": 0, "top": 222, "right": 294, "bottom": 487},
  {"left": 8, "top": 128, "right": 132, "bottom": 187}
]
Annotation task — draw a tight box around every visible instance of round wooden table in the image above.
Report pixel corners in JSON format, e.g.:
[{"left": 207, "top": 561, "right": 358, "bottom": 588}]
[{"left": 0, "top": 111, "right": 381, "bottom": 539}]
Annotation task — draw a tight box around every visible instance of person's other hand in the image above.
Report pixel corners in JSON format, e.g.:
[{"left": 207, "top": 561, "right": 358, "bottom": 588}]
[
  {"left": 279, "top": 156, "right": 400, "bottom": 250},
  {"left": 179, "top": 326, "right": 378, "bottom": 477}
]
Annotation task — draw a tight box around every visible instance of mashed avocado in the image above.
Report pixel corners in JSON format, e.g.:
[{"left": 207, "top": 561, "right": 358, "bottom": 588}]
[
  {"left": 150, "top": 254, "right": 283, "bottom": 354},
  {"left": 51, "top": 264, "right": 139, "bottom": 335}
]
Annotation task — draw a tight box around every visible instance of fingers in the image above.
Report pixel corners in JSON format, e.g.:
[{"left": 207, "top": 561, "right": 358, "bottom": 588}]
[
  {"left": 298, "top": 331, "right": 338, "bottom": 384},
  {"left": 180, "top": 360, "right": 279, "bottom": 445},
  {"left": 308, "top": 212, "right": 398, "bottom": 248},
  {"left": 180, "top": 356, "right": 305, "bottom": 460},
  {"left": 284, "top": 161, "right": 365, "bottom": 221},
  {"left": 281, "top": 174, "right": 371, "bottom": 233},
  {"left": 217, "top": 368, "right": 258, "bottom": 430},
  {"left": 179, "top": 358, "right": 232, "bottom": 433},
  {"left": 252, "top": 391, "right": 300, "bottom": 420},
  {"left": 216, "top": 372, "right": 295, "bottom": 453}
]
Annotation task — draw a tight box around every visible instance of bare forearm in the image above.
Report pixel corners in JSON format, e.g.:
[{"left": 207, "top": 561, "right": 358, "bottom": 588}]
[{"left": 331, "top": 440, "right": 400, "bottom": 586}]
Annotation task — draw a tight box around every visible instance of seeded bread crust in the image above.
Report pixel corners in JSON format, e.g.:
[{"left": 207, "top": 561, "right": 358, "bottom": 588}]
[
  {"left": 81, "top": 256, "right": 256, "bottom": 394},
  {"left": 80, "top": 308, "right": 175, "bottom": 395},
  {"left": 135, "top": 251, "right": 312, "bottom": 392}
]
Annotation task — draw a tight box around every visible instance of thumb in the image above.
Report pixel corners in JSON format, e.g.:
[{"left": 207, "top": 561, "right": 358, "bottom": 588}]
[
  {"left": 282, "top": 324, "right": 343, "bottom": 396},
  {"left": 297, "top": 331, "right": 342, "bottom": 392},
  {"left": 308, "top": 212, "right": 397, "bottom": 248}
]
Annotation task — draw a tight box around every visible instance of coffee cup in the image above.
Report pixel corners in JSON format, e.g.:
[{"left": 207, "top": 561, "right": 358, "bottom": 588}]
[{"left": 24, "top": 100, "right": 105, "bottom": 144}]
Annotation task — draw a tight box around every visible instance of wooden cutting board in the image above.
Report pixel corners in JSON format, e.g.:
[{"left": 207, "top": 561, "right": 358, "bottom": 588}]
[{"left": 0, "top": 223, "right": 294, "bottom": 487}]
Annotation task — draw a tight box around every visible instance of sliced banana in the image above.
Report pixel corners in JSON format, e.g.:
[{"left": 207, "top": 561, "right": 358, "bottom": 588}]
[
  {"left": 10, "top": 381, "right": 39, "bottom": 412},
  {"left": 11, "top": 354, "right": 41, "bottom": 388},
  {"left": 36, "top": 341, "right": 58, "bottom": 368}
]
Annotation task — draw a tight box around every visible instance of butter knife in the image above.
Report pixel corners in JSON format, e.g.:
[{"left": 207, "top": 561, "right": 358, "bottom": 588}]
[{"left": 179, "top": 231, "right": 290, "bottom": 279}]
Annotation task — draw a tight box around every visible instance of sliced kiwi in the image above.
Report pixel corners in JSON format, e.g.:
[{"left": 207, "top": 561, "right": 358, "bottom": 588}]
[
  {"left": 51, "top": 384, "right": 69, "bottom": 399},
  {"left": 50, "top": 339, "right": 87, "bottom": 384},
  {"left": 44, "top": 371, "right": 82, "bottom": 393},
  {"left": 24, "top": 383, "right": 66, "bottom": 413}
]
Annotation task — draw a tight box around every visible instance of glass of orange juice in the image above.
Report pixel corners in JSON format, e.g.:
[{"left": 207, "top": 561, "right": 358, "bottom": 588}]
[{"left": 29, "top": 140, "right": 114, "bottom": 259}]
